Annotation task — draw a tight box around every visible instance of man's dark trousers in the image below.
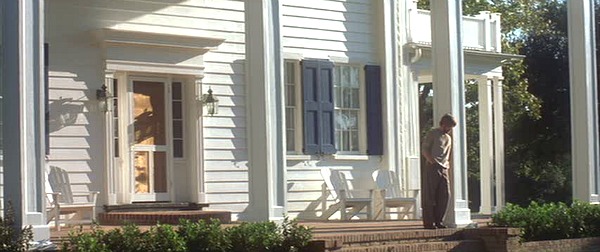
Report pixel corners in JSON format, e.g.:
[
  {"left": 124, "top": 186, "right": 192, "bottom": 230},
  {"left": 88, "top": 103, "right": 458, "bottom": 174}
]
[{"left": 422, "top": 162, "right": 450, "bottom": 227}]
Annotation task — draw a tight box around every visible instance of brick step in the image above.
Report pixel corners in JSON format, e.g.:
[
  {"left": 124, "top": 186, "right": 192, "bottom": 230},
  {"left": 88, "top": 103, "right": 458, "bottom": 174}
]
[
  {"left": 313, "top": 228, "right": 464, "bottom": 249},
  {"left": 312, "top": 225, "right": 426, "bottom": 233},
  {"left": 337, "top": 239, "right": 485, "bottom": 252},
  {"left": 103, "top": 202, "right": 209, "bottom": 212},
  {"left": 97, "top": 210, "right": 231, "bottom": 225},
  {"left": 309, "top": 221, "right": 424, "bottom": 234}
]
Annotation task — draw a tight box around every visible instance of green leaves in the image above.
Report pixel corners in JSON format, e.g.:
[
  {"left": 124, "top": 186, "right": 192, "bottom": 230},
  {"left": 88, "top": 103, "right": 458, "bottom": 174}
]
[
  {"left": 0, "top": 203, "right": 33, "bottom": 252},
  {"left": 62, "top": 218, "right": 313, "bottom": 252},
  {"left": 491, "top": 201, "right": 600, "bottom": 241}
]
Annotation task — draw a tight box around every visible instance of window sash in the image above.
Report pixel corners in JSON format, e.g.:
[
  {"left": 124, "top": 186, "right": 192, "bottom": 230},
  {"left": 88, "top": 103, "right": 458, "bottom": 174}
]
[
  {"left": 334, "top": 65, "right": 365, "bottom": 154},
  {"left": 284, "top": 61, "right": 303, "bottom": 154}
]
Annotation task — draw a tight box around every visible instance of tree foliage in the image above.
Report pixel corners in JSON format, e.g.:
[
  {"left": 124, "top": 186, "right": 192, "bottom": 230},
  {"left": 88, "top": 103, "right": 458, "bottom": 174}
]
[{"left": 418, "top": 0, "right": 575, "bottom": 207}]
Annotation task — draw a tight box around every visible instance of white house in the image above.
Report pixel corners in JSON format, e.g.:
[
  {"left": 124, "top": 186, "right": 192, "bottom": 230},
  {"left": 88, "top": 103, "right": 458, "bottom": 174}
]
[{"left": 2, "top": 0, "right": 598, "bottom": 241}]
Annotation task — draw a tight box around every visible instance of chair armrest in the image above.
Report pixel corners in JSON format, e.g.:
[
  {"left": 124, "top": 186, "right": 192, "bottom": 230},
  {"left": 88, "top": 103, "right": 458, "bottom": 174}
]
[
  {"left": 400, "top": 189, "right": 420, "bottom": 198},
  {"left": 71, "top": 191, "right": 100, "bottom": 204},
  {"left": 341, "top": 189, "right": 378, "bottom": 199}
]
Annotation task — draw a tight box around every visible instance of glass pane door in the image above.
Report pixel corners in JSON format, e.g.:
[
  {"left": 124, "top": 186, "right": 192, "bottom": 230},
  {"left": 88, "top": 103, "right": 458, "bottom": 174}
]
[{"left": 131, "top": 80, "right": 169, "bottom": 201}]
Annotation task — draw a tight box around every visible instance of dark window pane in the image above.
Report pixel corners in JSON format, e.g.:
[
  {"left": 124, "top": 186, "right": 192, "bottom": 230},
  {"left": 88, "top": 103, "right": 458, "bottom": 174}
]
[
  {"left": 172, "top": 82, "right": 182, "bottom": 100},
  {"left": 114, "top": 138, "right": 119, "bottom": 157},
  {"left": 173, "top": 140, "right": 183, "bottom": 158},
  {"left": 173, "top": 120, "right": 183, "bottom": 139},
  {"left": 172, "top": 101, "right": 182, "bottom": 119},
  {"left": 113, "top": 79, "right": 118, "bottom": 97},
  {"left": 286, "top": 130, "right": 295, "bottom": 151}
]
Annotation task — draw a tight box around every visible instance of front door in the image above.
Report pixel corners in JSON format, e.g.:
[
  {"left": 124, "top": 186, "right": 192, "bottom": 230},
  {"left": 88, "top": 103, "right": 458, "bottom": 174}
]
[{"left": 131, "top": 80, "right": 170, "bottom": 202}]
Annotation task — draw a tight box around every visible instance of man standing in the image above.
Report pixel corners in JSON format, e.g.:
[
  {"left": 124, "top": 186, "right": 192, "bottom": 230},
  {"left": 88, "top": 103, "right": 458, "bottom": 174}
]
[{"left": 421, "top": 114, "right": 457, "bottom": 229}]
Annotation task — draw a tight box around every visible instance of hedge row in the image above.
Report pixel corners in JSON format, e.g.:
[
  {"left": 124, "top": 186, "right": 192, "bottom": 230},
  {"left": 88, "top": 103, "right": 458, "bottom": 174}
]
[
  {"left": 490, "top": 201, "right": 600, "bottom": 241},
  {"left": 62, "top": 217, "right": 312, "bottom": 252}
]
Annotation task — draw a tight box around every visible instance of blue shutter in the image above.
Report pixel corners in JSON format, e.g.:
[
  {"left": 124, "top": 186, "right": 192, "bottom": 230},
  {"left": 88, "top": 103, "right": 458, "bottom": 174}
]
[
  {"left": 319, "top": 61, "right": 336, "bottom": 154},
  {"left": 302, "top": 61, "right": 320, "bottom": 155},
  {"left": 365, "top": 65, "right": 383, "bottom": 155},
  {"left": 302, "top": 60, "right": 336, "bottom": 155}
]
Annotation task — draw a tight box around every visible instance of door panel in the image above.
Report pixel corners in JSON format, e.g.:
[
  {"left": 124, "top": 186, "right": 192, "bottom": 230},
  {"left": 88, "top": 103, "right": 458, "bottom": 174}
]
[
  {"left": 134, "top": 82, "right": 165, "bottom": 145},
  {"left": 131, "top": 80, "right": 170, "bottom": 202}
]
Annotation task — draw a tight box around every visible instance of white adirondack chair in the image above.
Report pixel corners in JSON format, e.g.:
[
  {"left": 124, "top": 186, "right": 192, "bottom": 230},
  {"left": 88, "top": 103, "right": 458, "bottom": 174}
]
[
  {"left": 320, "top": 167, "right": 376, "bottom": 220},
  {"left": 46, "top": 166, "right": 99, "bottom": 231},
  {"left": 372, "top": 169, "right": 419, "bottom": 219}
]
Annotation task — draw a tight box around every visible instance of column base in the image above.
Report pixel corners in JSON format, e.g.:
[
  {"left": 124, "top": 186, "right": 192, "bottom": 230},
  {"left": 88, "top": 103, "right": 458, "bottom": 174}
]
[
  {"left": 27, "top": 211, "right": 50, "bottom": 241},
  {"left": 479, "top": 205, "right": 492, "bottom": 215},
  {"left": 239, "top": 204, "right": 285, "bottom": 222},
  {"left": 30, "top": 224, "right": 51, "bottom": 241},
  {"left": 446, "top": 200, "right": 472, "bottom": 228}
]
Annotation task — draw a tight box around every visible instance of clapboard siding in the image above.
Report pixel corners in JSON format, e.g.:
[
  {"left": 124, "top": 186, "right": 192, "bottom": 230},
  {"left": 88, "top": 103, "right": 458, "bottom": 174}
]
[
  {"left": 204, "top": 160, "right": 249, "bottom": 171},
  {"left": 46, "top": 0, "right": 248, "bottom": 218},
  {"left": 205, "top": 194, "right": 248, "bottom": 204},
  {"left": 281, "top": 0, "right": 375, "bottom": 61},
  {"left": 204, "top": 171, "right": 248, "bottom": 182},
  {"left": 281, "top": 0, "right": 383, "bottom": 220}
]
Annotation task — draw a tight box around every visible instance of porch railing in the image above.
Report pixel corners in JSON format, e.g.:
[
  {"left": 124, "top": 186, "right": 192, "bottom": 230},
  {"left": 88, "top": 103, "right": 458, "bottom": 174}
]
[{"left": 408, "top": 7, "right": 502, "bottom": 53}]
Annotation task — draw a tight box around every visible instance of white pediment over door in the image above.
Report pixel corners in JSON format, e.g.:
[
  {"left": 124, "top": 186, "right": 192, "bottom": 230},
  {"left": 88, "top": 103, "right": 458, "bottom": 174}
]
[{"left": 92, "top": 28, "right": 225, "bottom": 75}]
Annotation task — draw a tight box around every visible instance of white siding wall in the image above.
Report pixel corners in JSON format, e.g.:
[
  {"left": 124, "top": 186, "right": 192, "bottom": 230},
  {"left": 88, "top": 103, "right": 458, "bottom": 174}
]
[
  {"left": 46, "top": 0, "right": 248, "bottom": 217},
  {"left": 281, "top": 0, "right": 384, "bottom": 219}
]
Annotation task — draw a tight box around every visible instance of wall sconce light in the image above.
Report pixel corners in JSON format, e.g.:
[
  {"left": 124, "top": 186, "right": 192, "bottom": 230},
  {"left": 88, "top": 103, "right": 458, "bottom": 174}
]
[
  {"left": 96, "top": 84, "right": 113, "bottom": 112},
  {"left": 201, "top": 87, "right": 219, "bottom": 116}
]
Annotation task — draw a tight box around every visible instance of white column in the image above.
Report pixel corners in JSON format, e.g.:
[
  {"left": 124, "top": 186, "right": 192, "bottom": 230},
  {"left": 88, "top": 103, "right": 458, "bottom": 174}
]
[
  {"left": 568, "top": 0, "right": 600, "bottom": 202},
  {"left": 430, "top": 0, "right": 471, "bottom": 227},
  {"left": 492, "top": 77, "right": 505, "bottom": 211},
  {"left": 2, "top": 0, "right": 50, "bottom": 240},
  {"left": 190, "top": 76, "right": 206, "bottom": 203},
  {"left": 478, "top": 76, "right": 493, "bottom": 214},
  {"left": 244, "top": 0, "right": 285, "bottom": 221}
]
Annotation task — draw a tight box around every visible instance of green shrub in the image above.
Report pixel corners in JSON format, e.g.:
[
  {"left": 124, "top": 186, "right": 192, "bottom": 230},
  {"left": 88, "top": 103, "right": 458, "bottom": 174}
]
[
  {"left": 227, "top": 221, "right": 282, "bottom": 252},
  {"left": 279, "top": 217, "right": 312, "bottom": 252},
  {"left": 178, "top": 219, "right": 230, "bottom": 252},
  {"left": 226, "top": 217, "right": 313, "bottom": 252},
  {"left": 62, "top": 225, "right": 108, "bottom": 252},
  {"left": 62, "top": 217, "right": 313, "bottom": 252},
  {"left": 101, "top": 224, "right": 147, "bottom": 252},
  {"left": 0, "top": 204, "right": 33, "bottom": 252},
  {"left": 146, "top": 224, "right": 186, "bottom": 252},
  {"left": 491, "top": 201, "right": 600, "bottom": 241}
]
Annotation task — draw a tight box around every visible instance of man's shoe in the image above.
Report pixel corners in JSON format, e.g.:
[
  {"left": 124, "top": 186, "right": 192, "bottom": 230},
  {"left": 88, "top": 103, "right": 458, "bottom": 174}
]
[
  {"left": 424, "top": 225, "right": 437, "bottom": 229},
  {"left": 435, "top": 223, "right": 447, "bottom": 229}
]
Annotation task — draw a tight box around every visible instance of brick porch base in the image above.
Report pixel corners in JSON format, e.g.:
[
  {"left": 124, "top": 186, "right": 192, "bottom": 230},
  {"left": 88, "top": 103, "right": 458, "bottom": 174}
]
[{"left": 97, "top": 210, "right": 231, "bottom": 225}]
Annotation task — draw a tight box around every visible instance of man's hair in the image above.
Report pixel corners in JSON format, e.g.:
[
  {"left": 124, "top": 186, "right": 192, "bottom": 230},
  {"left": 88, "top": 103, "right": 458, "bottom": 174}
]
[{"left": 440, "top": 113, "right": 457, "bottom": 127}]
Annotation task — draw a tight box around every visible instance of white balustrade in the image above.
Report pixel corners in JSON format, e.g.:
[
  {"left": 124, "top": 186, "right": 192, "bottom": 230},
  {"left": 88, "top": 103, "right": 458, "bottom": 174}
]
[{"left": 408, "top": 8, "right": 502, "bottom": 53}]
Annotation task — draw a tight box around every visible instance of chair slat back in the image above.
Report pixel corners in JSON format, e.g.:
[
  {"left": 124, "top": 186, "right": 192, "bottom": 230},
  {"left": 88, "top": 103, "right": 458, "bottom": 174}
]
[
  {"left": 372, "top": 169, "right": 402, "bottom": 198},
  {"left": 48, "top": 166, "right": 74, "bottom": 204},
  {"left": 321, "top": 167, "right": 353, "bottom": 199}
]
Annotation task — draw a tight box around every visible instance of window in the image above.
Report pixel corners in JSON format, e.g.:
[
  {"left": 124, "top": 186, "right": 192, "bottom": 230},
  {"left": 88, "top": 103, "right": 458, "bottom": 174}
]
[
  {"left": 112, "top": 79, "right": 119, "bottom": 157},
  {"left": 333, "top": 65, "right": 362, "bottom": 153},
  {"left": 284, "top": 60, "right": 383, "bottom": 156},
  {"left": 285, "top": 61, "right": 297, "bottom": 152},
  {"left": 172, "top": 82, "right": 184, "bottom": 158}
]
